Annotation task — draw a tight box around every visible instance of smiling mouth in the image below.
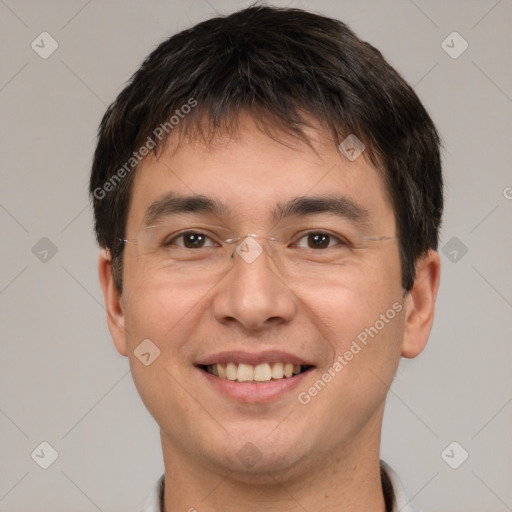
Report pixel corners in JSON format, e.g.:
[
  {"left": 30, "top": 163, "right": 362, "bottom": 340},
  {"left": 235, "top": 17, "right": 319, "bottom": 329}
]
[{"left": 199, "top": 362, "right": 313, "bottom": 383}]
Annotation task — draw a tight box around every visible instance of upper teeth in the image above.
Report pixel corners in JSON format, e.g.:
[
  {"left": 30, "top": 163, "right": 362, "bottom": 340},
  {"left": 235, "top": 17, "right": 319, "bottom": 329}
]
[{"left": 206, "top": 362, "right": 303, "bottom": 382}]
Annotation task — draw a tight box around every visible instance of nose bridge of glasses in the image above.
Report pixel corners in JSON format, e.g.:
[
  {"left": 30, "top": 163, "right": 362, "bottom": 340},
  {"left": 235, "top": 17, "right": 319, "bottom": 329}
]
[{"left": 228, "top": 234, "right": 280, "bottom": 265}]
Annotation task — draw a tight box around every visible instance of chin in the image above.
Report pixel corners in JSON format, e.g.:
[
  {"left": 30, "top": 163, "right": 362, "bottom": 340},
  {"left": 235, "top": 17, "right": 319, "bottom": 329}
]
[{"left": 202, "top": 427, "right": 318, "bottom": 483}]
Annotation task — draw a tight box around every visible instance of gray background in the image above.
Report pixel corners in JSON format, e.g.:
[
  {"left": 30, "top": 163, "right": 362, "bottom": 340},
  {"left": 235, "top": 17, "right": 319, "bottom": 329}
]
[{"left": 1, "top": 0, "right": 511, "bottom": 510}]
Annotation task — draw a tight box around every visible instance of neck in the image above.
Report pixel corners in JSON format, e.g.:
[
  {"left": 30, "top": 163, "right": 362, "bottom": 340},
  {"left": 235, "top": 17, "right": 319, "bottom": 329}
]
[{"left": 160, "top": 413, "right": 387, "bottom": 512}]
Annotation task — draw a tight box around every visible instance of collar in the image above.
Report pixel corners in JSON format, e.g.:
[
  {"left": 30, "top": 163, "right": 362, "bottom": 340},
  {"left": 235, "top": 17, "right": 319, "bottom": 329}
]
[
  {"left": 140, "top": 461, "right": 421, "bottom": 512},
  {"left": 381, "top": 460, "right": 422, "bottom": 512}
]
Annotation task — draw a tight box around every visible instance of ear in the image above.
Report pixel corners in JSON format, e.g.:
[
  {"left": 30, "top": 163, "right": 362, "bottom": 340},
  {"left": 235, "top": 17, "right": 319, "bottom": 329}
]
[
  {"left": 401, "top": 250, "right": 441, "bottom": 359},
  {"left": 98, "top": 249, "right": 128, "bottom": 356}
]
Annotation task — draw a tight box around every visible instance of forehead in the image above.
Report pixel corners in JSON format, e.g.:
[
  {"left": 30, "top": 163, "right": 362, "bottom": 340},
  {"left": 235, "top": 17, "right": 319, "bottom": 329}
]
[{"left": 127, "top": 115, "right": 394, "bottom": 232}]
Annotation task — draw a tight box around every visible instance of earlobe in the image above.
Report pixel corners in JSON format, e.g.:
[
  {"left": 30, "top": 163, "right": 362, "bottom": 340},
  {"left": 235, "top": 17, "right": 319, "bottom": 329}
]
[
  {"left": 401, "top": 250, "right": 441, "bottom": 359},
  {"left": 98, "top": 249, "right": 128, "bottom": 356}
]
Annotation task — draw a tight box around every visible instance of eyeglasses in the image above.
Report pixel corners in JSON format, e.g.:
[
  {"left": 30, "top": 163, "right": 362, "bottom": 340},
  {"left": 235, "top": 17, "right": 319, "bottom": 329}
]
[{"left": 120, "top": 219, "right": 397, "bottom": 282}]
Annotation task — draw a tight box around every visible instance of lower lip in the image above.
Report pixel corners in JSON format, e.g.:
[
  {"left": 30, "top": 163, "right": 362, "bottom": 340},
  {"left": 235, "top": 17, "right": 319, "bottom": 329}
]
[{"left": 198, "top": 367, "right": 314, "bottom": 403}]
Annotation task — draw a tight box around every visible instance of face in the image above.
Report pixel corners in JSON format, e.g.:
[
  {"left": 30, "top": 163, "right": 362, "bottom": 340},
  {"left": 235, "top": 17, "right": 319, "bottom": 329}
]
[{"left": 100, "top": 114, "right": 437, "bottom": 482}]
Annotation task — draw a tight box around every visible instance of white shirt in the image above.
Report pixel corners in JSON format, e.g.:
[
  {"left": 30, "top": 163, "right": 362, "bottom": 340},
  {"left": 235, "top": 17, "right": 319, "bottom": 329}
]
[{"left": 140, "top": 460, "right": 421, "bottom": 512}]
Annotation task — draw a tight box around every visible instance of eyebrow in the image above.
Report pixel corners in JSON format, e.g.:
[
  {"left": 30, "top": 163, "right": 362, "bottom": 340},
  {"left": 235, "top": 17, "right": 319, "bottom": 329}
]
[
  {"left": 143, "top": 193, "right": 230, "bottom": 227},
  {"left": 273, "top": 195, "right": 369, "bottom": 224},
  {"left": 143, "top": 193, "right": 369, "bottom": 227}
]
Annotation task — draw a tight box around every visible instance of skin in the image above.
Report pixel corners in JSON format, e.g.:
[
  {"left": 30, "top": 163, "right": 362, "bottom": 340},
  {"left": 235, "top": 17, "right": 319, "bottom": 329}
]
[{"left": 99, "top": 113, "right": 440, "bottom": 512}]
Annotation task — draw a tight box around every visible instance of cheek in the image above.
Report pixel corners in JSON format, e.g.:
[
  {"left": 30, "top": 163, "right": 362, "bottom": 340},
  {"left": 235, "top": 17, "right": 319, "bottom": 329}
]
[
  {"left": 122, "top": 259, "right": 208, "bottom": 335},
  {"left": 293, "top": 247, "right": 404, "bottom": 387},
  {"left": 297, "top": 290, "right": 405, "bottom": 434},
  {"left": 120, "top": 275, "right": 206, "bottom": 426},
  {"left": 293, "top": 246, "right": 402, "bottom": 333},
  {"left": 121, "top": 266, "right": 224, "bottom": 400}
]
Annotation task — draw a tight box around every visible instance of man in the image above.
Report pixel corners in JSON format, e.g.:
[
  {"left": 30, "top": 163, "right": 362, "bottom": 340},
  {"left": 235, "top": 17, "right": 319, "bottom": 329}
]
[{"left": 90, "top": 5, "right": 442, "bottom": 511}]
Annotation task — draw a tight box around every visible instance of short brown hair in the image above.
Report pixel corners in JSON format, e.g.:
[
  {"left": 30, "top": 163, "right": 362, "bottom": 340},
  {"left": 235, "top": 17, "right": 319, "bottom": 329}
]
[{"left": 90, "top": 5, "right": 443, "bottom": 292}]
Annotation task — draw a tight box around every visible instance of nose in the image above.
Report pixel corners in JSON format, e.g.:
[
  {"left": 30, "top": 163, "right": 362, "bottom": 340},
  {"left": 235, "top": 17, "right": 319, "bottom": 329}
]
[{"left": 211, "top": 239, "right": 297, "bottom": 331}]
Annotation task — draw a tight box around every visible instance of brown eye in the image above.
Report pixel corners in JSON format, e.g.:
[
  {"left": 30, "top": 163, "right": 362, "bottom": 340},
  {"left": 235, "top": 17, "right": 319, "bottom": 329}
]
[
  {"left": 307, "top": 233, "right": 331, "bottom": 249},
  {"left": 297, "top": 231, "right": 339, "bottom": 249},
  {"left": 167, "top": 232, "right": 216, "bottom": 249},
  {"left": 293, "top": 232, "right": 348, "bottom": 250},
  {"left": 183, "top": 233, "right": 206, "bottom": 248}
]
